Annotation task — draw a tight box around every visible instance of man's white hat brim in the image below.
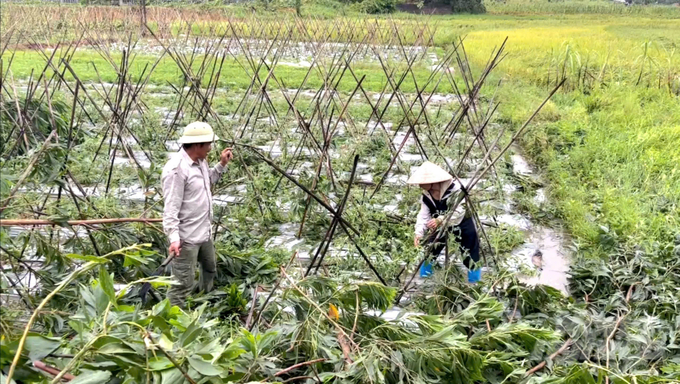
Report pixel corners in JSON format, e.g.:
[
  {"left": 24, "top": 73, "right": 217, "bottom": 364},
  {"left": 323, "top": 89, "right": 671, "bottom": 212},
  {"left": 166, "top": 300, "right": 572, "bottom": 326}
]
[{"left": 177, "top": 133, "right": 219, "bottom": 144}]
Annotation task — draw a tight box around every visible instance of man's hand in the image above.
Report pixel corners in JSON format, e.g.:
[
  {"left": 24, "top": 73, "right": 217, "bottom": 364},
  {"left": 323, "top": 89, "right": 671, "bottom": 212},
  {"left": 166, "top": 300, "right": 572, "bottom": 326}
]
[
  {"left": 427, "top": 218, "right": 439, "bottom": 230},
  {"left": 414, "top": 236, "right": 421, "bottom": 247},
  {"left": 220, "top": 147, "right": 233, "bottom": 166},
  {"left": 169, "top": 241, "right": 182, "bottom": 256}
]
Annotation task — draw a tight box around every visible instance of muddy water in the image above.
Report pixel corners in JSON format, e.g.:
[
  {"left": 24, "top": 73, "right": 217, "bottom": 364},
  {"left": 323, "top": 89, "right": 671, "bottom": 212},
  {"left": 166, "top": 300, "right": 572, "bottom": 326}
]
[
  {"left": 512, "top": 227, "right": 570, "bottom": 294},
  {"left": 508, "top": 151, "right": 571, "bottom": 295}
]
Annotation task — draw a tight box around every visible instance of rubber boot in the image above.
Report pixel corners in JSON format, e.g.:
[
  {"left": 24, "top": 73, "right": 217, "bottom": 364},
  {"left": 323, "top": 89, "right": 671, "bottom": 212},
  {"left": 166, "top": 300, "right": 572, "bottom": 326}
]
[
  {"left": 419, "top": 261, "right": 433, "bottom": 278},
  {"left": 467, "top": 269, "right": 482, "bottom": 284}
]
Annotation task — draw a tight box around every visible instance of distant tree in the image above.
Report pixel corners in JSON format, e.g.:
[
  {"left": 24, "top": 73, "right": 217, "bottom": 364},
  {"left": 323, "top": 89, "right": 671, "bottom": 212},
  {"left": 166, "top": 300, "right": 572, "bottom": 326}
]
[
  {"left": 360, "top": 0, "right": 396, "bottom": 13},
  {"left": 451, "top": 0, "right": 486, "bottom": 13}
]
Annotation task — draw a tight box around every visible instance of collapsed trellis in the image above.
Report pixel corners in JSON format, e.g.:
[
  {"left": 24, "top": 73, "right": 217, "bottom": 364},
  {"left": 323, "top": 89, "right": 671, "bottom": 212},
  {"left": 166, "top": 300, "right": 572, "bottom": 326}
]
[
  {"left": 0, "top": 15, "right": 562, "bottom": 311},
  {"left": 2, "top": 9, "right": 679, "bottom": 384}
]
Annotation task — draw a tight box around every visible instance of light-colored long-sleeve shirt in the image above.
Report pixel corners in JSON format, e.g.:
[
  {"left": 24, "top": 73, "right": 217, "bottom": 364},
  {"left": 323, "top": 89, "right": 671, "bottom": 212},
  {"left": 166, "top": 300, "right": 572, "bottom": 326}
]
[
  {"left": 414, "top": 180, "right": 465, "bottom": 238},
  {"left": 161, "top": 149, "right": 225, "bottom": 245}
]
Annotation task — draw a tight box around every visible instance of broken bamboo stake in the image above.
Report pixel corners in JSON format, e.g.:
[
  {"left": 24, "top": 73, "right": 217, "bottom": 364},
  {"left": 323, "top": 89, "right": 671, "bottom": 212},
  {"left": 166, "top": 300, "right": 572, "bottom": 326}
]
[
  {"left": 307, "top": 155, "right": 359, "bottom": 276},
  {"left": 33, "top": 361, "right": 76, "bottom": 382},
  {"left": 523, "top": 338, "right": 573, "bottom": 377},
  {"left": 251, "top": 148, "right": 386, "bottom": 284},
  {"left": 0, "top": 130, "right": 57, "bottom": 214},
  {"left": 0, "top": 218, "right": 163, "bottom": 227},
  {"left": 251, "top": 148, "right": 359, "bottom": 236},
  {"left": 274, "top": 358, "right": 327, "bottom": 377}
]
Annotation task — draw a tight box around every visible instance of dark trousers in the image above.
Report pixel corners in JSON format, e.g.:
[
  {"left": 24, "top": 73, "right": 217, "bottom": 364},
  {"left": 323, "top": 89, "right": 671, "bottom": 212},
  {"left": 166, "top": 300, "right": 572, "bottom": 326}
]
[
  {"left": 428, "top": 216, "right": 480, "bottom": 269},
  {"left": 167, "top": 240, "right": 216, "bottom": 308}
]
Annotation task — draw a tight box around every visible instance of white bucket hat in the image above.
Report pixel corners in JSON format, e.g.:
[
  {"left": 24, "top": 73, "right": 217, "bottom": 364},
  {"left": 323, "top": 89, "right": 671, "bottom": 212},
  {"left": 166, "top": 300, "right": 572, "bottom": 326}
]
[
  {"left": 406, "top": 161, "right": 453, "bottom": 185},
  {"left": 177, "top": 122, "right": 219, "bottom": 144}
]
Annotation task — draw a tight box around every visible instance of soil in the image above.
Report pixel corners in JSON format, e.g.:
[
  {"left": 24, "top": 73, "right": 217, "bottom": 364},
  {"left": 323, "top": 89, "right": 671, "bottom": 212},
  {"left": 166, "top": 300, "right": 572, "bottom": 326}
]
[{"left": 10, "top": 37, "right": 120, "bottom": 51}]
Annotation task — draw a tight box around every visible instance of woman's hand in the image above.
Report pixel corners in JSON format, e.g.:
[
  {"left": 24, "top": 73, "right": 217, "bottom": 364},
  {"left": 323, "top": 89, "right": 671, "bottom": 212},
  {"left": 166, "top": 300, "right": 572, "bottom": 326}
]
[
  {"left": 414, "top": 236, "right": 421, "bottom": 247},
  {"left": 427, "top": 218, "right": 439, "bottom": 230}
]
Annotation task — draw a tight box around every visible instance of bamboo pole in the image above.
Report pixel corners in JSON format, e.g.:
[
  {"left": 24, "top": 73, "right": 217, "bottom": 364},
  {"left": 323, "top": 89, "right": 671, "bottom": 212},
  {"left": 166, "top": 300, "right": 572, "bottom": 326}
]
[
  {"left": 0, "top": 218, "right": 163, "bottom": 227},
  {"left": 523, "top": 339, "right": 573, "bottom": 378},
  {"left": 306, "top": 155, "right": 359, "bottom": 276}
]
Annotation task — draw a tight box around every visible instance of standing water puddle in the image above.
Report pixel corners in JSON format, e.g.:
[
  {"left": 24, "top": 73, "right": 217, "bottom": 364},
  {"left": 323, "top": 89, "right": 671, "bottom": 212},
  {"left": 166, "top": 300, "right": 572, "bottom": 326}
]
[
  {"left": 510, "top": 227, "right": 570, "bottom": 294},
  {"left": 506, "top": 150, "right": 571, "bottom": 295}
]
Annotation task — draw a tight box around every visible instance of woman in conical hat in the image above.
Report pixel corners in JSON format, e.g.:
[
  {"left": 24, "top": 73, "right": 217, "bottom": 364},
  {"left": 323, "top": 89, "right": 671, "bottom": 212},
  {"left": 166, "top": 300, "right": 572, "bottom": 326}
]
[{"left": 408, "top": 161, "right": 481, "bottom": 283}]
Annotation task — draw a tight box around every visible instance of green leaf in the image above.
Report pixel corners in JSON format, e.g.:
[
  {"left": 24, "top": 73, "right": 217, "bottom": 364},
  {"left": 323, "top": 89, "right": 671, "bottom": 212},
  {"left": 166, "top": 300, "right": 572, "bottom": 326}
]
[
  {"left": 98, "top": 343, "right": 137, "bottom": 356},
  {"left": 152, "top": 299, "right": 171, "bottom": 317},
  {"left": 258, "top": 330, "right": 279, "bottom": 354},
  {"left": 661, "top": 363, "right": 680, "bottom": 374},
  {"left": 106, "top": 354, "right": 145, "bottom": 369},
  {"left": 92, "top": 336, "right": 141, "bottom": 355},
  {"left": 117, "top": 304, "right": 135, "bottom": 313},
  {"left": 160, "top": 368, "right": 186, "bottom": 384},
  {"left": 69, "top": 370, "right": 112, "bottom": 384},
  {"left": 123, "top": 252, "right": 149, "bottom": 267},
  {"left": 187, "top": 355, "right": 223, "bottom": 376},
  {"left": 23, "top": 333, "right": 62, "bottom": 362},
  {"left": 222, "top": 341, "right": 246, "bottom": 360},
  {"left": 179, "top": 321, "right": 203, "bottom": 348},
  {"left": 239, "top": 329, "right": 257, "bottom": 355},
  {"left": 149, "top": 356, "right": 174, "bottom": 371},
  {"left": 65, "top": 253, "right": 109, "bottom": 263},
  {"left": 98, "top": 266, "right": 116, "bottom": 307},
  {"left": 159, "top": 334, "right": 174, "bottom": 351},
  {"left": 93, "top": 283, "right": 111, "bottom": 314},
  {"left": 147, "top": 276, "right": 176, "bottom": 289},
  {"left": 194, "top": 337, "right": 223, "bottom": 357}
]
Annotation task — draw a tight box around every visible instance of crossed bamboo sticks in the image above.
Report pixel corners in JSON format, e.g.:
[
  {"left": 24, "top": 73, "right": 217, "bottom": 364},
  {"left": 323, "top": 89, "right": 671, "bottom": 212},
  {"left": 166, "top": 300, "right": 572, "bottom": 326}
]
[{"left": 2, "top": 15, "right": 564, "bottom": 305}]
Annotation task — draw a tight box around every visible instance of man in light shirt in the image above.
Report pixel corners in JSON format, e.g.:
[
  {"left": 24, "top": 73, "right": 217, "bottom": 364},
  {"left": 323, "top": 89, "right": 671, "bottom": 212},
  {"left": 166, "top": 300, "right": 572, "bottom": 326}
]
[{"left": 161, "top": 122, "right": 233, "bottom": 308}]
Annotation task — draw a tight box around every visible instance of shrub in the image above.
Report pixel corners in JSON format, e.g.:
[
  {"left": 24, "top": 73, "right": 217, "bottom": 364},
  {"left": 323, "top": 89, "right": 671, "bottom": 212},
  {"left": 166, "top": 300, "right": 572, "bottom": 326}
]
[
  {"left": 451, "top": 0, "right": 486, "bottom": 13},
  {"left": 359, "top": 0, "right": 396, "bottom": 14}
]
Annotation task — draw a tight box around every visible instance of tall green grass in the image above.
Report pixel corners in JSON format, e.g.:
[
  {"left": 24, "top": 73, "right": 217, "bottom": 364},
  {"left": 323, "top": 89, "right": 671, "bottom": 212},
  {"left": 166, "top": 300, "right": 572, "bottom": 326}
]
[
  {"left": 485, "top": 0, "right": 680, "bottom": 17},
  {"left": 501, "top": 83, "right": 680, "bottom": 253}
]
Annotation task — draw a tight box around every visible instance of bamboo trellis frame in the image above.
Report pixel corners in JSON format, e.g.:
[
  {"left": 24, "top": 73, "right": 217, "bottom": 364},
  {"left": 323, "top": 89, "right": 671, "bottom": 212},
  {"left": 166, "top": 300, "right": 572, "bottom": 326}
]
[{"left": 0, "top": 14, "right": 563, "bottom": 308}]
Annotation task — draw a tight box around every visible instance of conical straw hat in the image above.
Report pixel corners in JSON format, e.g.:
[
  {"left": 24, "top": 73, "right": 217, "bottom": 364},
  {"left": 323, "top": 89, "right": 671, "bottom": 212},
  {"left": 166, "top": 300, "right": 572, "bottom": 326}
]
[{"left": 406, "top": 161, "right": 453, "bottom": 185}]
